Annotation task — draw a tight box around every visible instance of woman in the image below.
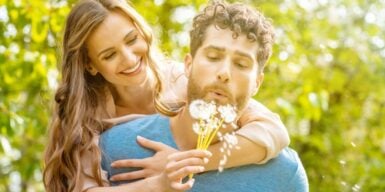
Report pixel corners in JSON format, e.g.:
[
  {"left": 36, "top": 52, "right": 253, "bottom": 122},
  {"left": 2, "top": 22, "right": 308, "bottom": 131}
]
[{"left": 43, "top": 0, "right": 289, "bottom": 191}]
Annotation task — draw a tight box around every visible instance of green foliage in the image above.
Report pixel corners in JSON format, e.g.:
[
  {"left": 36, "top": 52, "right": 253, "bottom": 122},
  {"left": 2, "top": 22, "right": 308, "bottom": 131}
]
[
  {"left": 0, "top": 0, "right": 68, "bottom": 191},
  {"left": 1, "top": 0, "right": 384, "bottom": 191}
]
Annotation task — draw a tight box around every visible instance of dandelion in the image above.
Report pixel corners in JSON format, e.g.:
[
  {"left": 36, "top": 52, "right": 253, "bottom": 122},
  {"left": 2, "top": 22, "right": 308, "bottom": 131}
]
[
  {"left": 192, "top": 123, "right": 202, "bottom": 134},
  {"left": 189, "top": 100, "right": 217, "bottom": 120},
  {"left": 188, "top": 100, "right": 239, "bottom": 178},
  {"left": 218, "top": 104, "right": 237, "bottom": 123}
]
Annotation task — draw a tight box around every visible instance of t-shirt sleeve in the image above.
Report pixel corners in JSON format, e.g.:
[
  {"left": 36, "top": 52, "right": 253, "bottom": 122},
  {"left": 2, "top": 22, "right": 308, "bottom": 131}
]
[{"left": 236, "top": 99, "right": 290, "bottom": 164}]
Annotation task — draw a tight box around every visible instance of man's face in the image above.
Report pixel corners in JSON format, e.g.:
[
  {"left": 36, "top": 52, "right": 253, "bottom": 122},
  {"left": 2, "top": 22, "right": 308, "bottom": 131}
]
[{"left": 185, "top": 25, "right": 264, "bottom": 112}]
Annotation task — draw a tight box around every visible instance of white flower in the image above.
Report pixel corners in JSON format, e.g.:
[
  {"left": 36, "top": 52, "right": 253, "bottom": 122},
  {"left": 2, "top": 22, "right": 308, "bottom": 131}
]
[
  {"left": 219, "top": 156, "right": 227, "bottom": 166},
  {"left": 189, "top": 100, "right": 240, "bottom": 174},
  {"left": 189, "top": 100, "right": 217, "bottom": 120},
  {"left": 223, "top": 132, "right": 238, "bottom": 147},
  {"left": 227, "top": 149, "right": 231, "bottom": 156},
  {"left": 230, "top": 123, "right": 238, "bottom": 130},
  {"left": 209, "top": 117, "right": 220, "bottom": 128},
  {"left": 192, "top": 123, "right": 202, "bottom": 134},
  {"left": 218, "top": 104, "right": 237, "bottom": 123}
]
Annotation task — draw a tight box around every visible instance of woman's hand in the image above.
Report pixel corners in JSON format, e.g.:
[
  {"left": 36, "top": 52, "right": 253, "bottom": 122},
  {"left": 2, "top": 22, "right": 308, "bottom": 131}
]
[
  {"left": 151, "top": 149, "right": 211, "bottom": 191},
  {"left": 110, "top": 136, "right": 177, "bottom": 182}
]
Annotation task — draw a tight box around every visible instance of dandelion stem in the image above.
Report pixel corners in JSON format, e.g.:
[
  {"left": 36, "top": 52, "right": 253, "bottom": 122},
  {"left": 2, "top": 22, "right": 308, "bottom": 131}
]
[{"left": 204, "top": 119, "right": 224, "bottom": 149}]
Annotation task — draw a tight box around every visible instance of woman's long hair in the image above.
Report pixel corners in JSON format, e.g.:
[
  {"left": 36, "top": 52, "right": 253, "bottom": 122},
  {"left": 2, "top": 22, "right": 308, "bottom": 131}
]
[{"left": 43, "top": 0, "right": 163, "bottom": 191}]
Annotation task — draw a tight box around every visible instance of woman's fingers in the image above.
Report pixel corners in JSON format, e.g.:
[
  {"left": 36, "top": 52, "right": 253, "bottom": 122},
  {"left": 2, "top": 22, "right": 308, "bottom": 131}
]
[
  {"left": 110, "top": 169, "right": 148, "bottom": 181},
  {"left": 170, "top": 179, "right": 195, "bottom": 191},
  {"left": 167, "top": 165, "right": 205, "bottom": 180},
  {"left": 166, "top": 157, "right": 207, "bottom": 174},
  {"left": 168, "top": 149, "right": 212, "bottom": 162}
]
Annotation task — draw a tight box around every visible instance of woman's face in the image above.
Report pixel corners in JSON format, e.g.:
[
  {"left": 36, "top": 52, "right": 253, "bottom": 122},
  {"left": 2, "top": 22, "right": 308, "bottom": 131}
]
[{"left": 86, "top": 10, "right": 149, "bottom": 87}]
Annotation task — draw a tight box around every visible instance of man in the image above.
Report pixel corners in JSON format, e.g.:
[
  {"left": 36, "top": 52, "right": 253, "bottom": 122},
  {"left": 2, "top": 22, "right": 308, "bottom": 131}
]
[{"left": 99, "top": 1, "right": 308, "bottom": 191}]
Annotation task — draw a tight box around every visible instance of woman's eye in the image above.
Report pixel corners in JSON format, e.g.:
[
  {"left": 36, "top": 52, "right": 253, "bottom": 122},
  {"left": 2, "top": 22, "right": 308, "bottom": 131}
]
[
  {"left": 103, "top": 52, "right": 116, "bottom": 60},
  {"left": 126, "top": 35, "right": 138, "bottom": 45}
]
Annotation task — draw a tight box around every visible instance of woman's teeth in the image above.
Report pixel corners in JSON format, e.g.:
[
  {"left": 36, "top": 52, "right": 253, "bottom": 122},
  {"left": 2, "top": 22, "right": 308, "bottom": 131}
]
[{"left": 121, "top": 60, "right": 141, "bottom": 74}]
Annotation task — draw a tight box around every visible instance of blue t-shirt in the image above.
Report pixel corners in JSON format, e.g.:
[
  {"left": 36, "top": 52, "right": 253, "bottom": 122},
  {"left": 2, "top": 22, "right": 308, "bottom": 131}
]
[{"left": 99, "top": 114, "right": 309, "bottom": 192}]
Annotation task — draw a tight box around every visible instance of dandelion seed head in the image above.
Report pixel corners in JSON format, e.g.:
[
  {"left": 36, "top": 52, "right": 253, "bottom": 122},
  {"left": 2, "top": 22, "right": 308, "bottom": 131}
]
[
  {"left": 218, "top": 104, "right": 237, "bottom": 123},
  {"left": 189, "top": 100, "right": 240, "bottom": 173},
  {"left": 189, "top": 99, "right": 217, "bottom": 120},
  {"left": 192, "top": 123, "right": 202, "bottom": 134}
]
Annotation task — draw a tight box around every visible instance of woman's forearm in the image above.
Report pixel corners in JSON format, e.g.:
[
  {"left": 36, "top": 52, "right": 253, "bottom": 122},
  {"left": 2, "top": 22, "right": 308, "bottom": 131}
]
[
  {"left": 205, "top": 135, "right": 266, "bottom": 171},
  {"left": 85, "top": 177, "right": 158, "bottom": 192}
]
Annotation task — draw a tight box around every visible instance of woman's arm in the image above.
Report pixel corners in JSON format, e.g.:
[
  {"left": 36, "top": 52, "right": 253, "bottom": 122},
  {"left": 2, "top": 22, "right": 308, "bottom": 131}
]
[
  {"left": 202, "top": 99, "right": 289, "bottom": 170},
  {"left": 85, "top": 180, "right": 152, "bottom": 192},
  {"left": 235, "top": 99, "right": 290, "bottom": 163},
  {"left": 204, "top": 135, "right": 266, "bottom": 171},
  {"left": 85, "top": 150, "right": 211, "bottom": 192}
]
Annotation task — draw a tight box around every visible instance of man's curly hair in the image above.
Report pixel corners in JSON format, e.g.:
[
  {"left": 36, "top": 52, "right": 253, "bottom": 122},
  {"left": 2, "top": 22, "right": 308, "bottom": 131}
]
[{"left": 190, "top": 1, "right": 275, "bottom": 73}]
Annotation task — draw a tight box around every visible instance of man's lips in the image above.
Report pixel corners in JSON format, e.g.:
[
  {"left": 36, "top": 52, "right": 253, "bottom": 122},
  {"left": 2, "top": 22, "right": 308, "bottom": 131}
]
[
  {"left": 208, "top": 86, "right": 230, "bottom": 97},
  {"left": 210, "top": 89, "right": 228, "bottom": 98},
  {"left": 201, "top": 84, "right": 233, "bottom": 103},
  {"left": 205, "top": 88, "right": 232, "bottom": 103}
]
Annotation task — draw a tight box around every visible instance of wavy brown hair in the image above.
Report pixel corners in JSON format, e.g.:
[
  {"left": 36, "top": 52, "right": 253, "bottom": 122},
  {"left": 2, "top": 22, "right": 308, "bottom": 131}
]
[
  {"left": 43, "top": 0, "right": 163, "bottom": 191},
  {"left": 190, "top": 0, "right": 275, "bottom": 73}
]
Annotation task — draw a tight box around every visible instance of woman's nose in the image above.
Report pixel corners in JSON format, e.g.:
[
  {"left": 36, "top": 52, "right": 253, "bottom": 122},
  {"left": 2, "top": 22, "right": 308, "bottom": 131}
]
[{"left": 121, "top": 48, "right": 137, "bottom": 67}]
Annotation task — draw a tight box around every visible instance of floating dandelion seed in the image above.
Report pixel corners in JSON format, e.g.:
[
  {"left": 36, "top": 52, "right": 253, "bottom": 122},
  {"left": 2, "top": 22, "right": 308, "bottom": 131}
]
[{"left": 352, "top": 184, "right": 361, "bottom": 191}]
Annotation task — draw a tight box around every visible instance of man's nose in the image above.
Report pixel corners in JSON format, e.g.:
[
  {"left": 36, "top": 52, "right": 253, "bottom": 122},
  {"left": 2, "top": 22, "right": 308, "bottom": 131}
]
[{"left": 216, "top": 59, "right": 231, "bottom": 83}]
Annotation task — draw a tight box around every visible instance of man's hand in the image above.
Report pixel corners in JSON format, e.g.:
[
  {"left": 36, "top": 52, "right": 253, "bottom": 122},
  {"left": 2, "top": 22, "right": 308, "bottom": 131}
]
[{"left": 110, "top": 136, "right": 177, "bottom": 181}]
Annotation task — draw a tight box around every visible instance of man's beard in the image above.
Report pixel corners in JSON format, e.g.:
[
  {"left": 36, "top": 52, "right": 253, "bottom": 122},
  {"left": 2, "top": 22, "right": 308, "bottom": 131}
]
[{"left": 187, "top": 76, "right": 249, "bottom": 111}]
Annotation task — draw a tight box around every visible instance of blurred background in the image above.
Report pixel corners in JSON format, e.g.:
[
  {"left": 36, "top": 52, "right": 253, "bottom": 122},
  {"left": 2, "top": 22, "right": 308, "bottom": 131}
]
[{"left": 0, "top": 0, "right": 384, "bottom": 191}]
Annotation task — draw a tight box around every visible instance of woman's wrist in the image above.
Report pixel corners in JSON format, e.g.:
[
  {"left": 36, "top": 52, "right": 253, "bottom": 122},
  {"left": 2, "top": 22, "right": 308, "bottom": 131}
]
[{"left": 145, "top": 174, "right": 167, "bottom": 192}]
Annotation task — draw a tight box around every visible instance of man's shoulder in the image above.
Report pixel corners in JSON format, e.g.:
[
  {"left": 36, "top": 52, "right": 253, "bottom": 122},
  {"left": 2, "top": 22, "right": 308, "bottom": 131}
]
[
  {"left": 102, "top": 114, "right": 168, "bottom": 136},
  {"left": 277, "top": 147, "right": 301, "bottom": 164},
  {"left": 192, "top": 147, "right": 308, "bottom": 191},
  {"left": 273, "top": 147, "right": 309, "bottom": 191}
]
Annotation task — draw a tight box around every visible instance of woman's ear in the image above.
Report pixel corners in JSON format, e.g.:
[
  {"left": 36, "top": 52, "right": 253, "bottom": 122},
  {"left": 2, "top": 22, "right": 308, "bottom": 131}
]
[
  {"left": 86, "top": 64, "right": 98, "bottom": 76},
  {"left": 184, "top": 54, "right": 192, "bottom": 78}
]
